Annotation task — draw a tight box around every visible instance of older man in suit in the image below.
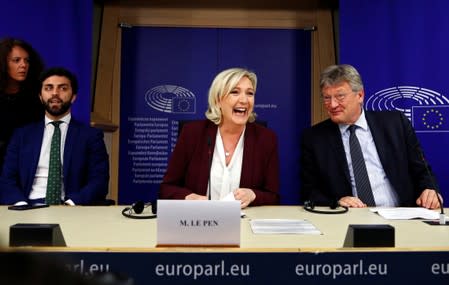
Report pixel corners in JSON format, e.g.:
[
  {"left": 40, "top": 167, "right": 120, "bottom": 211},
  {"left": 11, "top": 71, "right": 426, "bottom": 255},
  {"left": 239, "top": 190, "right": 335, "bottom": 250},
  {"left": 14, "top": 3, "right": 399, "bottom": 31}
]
[
  {"left": 301, "top": 64, "right": 442, "bottom": 208},
  {"left": 0, "top": 67, "right": 109, "bottom": 205}
]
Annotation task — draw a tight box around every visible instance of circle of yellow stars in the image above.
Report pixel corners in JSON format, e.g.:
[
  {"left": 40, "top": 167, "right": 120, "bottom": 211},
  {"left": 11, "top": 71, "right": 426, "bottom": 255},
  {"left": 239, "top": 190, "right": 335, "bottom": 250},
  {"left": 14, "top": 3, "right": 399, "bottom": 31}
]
[
  {"left": 177, "top": 99, "right": 191, "bottom": 112},
  {"left": 422, "top": 109, "right": 444, "bottom": 129}
]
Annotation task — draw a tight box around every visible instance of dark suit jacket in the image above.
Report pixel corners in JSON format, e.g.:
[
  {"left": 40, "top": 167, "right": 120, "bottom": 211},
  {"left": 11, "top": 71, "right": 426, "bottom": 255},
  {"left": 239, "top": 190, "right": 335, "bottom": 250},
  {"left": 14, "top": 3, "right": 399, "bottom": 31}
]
[
  {"left": 301, "top": 110, "right": 437, "bottom": 206},
  {"left": 159, "top": 120, "right": 280, "bottom": 205},
  {"left": 0, "top": 118, "right": 109, "bottom": 205}
]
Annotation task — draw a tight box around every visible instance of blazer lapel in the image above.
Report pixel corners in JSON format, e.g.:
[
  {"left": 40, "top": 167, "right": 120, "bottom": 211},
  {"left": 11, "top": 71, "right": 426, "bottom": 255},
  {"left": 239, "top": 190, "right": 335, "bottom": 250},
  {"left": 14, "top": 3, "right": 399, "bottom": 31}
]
[
  {"left": 365, "top": 112, "right": 389, "bottom": 168},
  {"left": 63, "top": 120, "right": 77, "bottom": 177},
  {"left": 328, "top": 122, "right": 351, "bottom": 183},
  {"left": 28, "top": 122, "right": 45, "bottom": 184},
  {"left": 240, "top": 123, "right": 255, "bottom": 187},
  {"left": 201, "top": 122, "right": 218, "bottom": 193}
]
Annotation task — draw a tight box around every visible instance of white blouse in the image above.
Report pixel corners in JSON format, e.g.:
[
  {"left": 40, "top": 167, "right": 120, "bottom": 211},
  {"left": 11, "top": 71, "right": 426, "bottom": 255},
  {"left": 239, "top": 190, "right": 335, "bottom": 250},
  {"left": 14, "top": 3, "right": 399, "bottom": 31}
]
[{"left": 208, "top": 128, "right": 245, "bottom": 200}]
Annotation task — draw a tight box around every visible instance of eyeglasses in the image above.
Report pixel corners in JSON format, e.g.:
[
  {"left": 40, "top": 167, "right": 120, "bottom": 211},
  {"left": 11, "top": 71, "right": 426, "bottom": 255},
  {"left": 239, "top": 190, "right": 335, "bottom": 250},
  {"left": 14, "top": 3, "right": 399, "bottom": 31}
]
[{"left": 322, "top": 92, "right": 352, "bottom": 104}]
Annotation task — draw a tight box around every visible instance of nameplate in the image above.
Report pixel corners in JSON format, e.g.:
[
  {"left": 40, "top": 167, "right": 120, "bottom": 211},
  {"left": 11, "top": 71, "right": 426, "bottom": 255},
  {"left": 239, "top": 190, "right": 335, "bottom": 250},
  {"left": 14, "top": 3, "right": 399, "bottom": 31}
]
[{"left": 157, "top": 200, "right": 241, "bottom": 247}]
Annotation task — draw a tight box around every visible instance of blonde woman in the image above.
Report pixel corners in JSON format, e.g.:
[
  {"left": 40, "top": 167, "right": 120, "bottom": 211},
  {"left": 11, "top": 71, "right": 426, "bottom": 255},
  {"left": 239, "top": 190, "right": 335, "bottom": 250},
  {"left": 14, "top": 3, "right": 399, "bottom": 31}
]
[{"left": 160, "top": 67, "right": 279, "bottom": 208}]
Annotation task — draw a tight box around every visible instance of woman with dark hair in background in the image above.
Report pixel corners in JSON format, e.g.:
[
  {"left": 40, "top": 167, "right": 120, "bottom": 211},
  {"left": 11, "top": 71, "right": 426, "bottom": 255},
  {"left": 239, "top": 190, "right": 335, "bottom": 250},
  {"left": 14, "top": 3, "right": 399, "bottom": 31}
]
[{"left": 0, "top": 37, "right": 45, "bottom": 172}]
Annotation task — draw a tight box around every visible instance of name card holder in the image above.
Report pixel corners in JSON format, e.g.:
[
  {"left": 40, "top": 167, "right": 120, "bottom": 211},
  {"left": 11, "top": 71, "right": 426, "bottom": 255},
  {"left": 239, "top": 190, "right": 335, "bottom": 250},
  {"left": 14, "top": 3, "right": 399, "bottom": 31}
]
[
  {"left": 10, "top": 223, "right": 66, "bottom": 247},
  {"left": 343, "top": 224, "right": 395, "bottom": 247},
  {"left": 156, "top": 200, "right": 240, "bottom": 247}
]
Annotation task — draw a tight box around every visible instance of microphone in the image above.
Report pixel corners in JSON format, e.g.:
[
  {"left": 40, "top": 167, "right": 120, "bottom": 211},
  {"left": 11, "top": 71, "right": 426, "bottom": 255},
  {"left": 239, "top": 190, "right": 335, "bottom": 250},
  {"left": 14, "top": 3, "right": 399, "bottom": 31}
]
[
  {"left": 207, "top": 136, "right": 212, "bottom": 200},
  {"left": 416, "top": 147, "right": 446, "bottom": 225}
]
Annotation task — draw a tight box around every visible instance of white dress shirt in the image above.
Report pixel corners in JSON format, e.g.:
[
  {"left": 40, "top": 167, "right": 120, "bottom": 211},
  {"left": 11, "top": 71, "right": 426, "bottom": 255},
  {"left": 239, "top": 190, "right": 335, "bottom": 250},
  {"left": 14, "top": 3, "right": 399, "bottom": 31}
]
[{"left": 339, "top": 110, "right": 399, "bottom": 207}]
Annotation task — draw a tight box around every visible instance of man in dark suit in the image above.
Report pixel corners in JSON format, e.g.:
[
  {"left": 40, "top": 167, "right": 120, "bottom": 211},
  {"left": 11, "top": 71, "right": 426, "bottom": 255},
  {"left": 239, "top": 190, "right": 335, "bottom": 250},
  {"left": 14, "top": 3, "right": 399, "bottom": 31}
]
[
  {"left": 301, "top": 64, "right": 442, "bottom": 208},
  {"left": 0, "top": 67, "right": 109, "bottom": 205}
]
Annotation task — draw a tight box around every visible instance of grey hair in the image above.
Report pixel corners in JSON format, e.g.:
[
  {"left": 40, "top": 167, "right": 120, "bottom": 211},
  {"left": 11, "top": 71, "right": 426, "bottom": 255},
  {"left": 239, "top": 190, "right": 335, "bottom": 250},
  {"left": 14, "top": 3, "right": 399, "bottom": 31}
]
[
  {"left": 320, "top": 64, "right": 364, "bottom": 94},
  {"left": 205, "top": 67, "right": 257, "bottom": 124}
]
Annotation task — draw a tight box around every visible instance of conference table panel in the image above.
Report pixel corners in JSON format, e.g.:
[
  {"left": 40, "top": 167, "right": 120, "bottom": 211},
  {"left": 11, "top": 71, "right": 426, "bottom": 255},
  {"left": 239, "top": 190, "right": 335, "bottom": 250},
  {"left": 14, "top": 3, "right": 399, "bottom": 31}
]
[
  {"left": 1, "top": 205, "right": 448, "bottom": 249},
  {"left": 1, "top": 206, "right": 448, "bottom": 285}
]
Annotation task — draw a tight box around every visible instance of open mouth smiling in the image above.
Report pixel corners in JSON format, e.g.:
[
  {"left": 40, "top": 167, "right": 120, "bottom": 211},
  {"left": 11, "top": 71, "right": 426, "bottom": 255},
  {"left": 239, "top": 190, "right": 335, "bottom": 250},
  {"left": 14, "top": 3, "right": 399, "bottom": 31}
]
[{"left": 233, "top": 107, "right": 248, "bottom": 115}]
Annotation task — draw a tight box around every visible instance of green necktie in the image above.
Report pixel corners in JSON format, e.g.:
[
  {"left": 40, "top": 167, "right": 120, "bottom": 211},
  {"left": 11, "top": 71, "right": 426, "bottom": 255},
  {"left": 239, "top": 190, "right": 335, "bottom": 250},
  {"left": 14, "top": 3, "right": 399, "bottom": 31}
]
[{"left": 45, "top": 121, "right": 63, "bottom": 205}]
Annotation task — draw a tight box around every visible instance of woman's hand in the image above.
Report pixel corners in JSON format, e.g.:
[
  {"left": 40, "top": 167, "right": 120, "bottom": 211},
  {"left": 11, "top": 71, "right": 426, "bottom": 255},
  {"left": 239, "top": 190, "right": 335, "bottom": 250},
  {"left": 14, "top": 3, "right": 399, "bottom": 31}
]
[
  {"left": 185, "top": 193, "right": 208, "bottom": 200},
  {"left": 234, "top": 188, "right": 256, "bottom": 209}
]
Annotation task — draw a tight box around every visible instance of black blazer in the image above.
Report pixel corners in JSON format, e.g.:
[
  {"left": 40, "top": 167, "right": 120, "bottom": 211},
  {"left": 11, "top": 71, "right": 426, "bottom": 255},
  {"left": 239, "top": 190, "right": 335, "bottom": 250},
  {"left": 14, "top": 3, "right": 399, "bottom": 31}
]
[{"left": 300, "top": 110, "right": 438, "bottom": 206}]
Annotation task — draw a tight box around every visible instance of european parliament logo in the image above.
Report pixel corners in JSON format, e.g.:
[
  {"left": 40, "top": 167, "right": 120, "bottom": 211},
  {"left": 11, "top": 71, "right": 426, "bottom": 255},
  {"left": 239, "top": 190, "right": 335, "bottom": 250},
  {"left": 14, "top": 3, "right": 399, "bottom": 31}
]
[
  {"left": 365, "top": 86, "right": 449, "bottom": 133},
  {"left": 144, "top": 85, "right": 196, "bottom": 114}
]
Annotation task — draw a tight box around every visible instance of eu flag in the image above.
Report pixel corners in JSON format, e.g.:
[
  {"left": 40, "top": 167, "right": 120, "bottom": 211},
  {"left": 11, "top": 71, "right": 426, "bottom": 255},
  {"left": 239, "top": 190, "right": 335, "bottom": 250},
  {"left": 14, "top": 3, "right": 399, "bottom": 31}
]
[
  {"left": 172, "top": 97, "right": 196, "bottom": 114},
  {"left": 412, "top": 105, "right": 449, "bottom": 132}
]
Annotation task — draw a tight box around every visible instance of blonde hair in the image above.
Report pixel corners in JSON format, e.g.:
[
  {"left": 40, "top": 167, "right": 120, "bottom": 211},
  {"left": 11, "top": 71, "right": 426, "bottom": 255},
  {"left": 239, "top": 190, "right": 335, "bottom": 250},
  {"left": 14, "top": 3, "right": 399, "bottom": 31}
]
[{"left": 205, "top": 67, "right": 257, "bottom": 124}]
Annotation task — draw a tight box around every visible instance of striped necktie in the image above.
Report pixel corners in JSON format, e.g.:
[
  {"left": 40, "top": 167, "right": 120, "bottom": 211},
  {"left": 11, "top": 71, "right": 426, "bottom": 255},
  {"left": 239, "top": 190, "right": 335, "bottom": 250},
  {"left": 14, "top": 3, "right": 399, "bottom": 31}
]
[{"left": 348, "top": 125, "right": 376, "bottom": 206}]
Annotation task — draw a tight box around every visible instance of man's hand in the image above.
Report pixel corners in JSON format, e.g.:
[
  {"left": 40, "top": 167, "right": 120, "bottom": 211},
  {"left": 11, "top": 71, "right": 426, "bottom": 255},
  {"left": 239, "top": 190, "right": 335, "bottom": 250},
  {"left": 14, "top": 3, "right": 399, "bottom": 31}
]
[
  {"left": 338, "top": 196, "right": 367, "bottom": 208},
  {"left": 416, "top": 189, "right": 443, "bottom": 209}
]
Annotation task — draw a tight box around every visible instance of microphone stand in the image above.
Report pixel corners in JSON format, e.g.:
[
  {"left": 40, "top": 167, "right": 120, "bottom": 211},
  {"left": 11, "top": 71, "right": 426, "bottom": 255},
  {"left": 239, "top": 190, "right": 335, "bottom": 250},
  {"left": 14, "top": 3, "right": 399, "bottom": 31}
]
[{"left": 207, "top": 137, "right": 212, "bottom": 200}]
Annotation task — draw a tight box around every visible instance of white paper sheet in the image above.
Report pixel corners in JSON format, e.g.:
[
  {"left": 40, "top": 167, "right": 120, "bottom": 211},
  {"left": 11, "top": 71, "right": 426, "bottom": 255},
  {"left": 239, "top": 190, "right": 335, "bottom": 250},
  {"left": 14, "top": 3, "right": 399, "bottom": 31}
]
[
  {"left": 249, "top": 219, "right": 321, "bottom": 234},
  {"left": 371, "top": 207, "right": 443, "bottom": 220}
]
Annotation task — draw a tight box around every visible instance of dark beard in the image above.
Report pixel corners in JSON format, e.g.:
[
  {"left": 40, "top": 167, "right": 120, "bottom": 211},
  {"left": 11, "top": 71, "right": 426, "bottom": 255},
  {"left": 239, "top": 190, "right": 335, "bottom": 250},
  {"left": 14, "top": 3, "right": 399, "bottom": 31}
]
[{"left": 43, "top": 99, "right": 72, "bottom": 117}]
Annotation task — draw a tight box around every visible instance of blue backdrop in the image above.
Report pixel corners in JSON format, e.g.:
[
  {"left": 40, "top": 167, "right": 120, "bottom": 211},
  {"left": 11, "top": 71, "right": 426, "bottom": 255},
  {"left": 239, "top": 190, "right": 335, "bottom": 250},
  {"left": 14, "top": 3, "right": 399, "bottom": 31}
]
[
  {"left": 119, "top": 27, "right": 311, "bottom": 205},
  {"left": 0, "top": 0, "right": 92, "bottom": 123},
  {"left": 340, "top": 0, "right": 449, "bottom": 206}
]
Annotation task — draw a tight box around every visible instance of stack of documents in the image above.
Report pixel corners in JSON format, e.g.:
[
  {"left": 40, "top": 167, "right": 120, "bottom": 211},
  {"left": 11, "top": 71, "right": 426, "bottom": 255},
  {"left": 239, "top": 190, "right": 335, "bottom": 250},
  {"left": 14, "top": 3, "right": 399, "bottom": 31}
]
[{"left": 249, "top": 219, "right": 321, "bottom": 234}]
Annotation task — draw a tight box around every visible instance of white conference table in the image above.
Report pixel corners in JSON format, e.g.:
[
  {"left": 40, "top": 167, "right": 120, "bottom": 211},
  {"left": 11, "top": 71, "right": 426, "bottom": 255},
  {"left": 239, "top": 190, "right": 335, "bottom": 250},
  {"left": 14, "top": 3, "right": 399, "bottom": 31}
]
[{"left": 1, "top": 205, "right": 448, "bottom": 251}]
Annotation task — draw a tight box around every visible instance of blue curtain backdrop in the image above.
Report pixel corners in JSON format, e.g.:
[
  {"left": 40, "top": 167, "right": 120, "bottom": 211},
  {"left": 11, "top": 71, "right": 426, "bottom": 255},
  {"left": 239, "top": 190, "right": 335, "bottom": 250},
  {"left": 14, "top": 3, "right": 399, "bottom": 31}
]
[
  {"left": 119, "top": 27, "right": 311, "bottom": 204},
  {"left": 340, "top": 0, "right": 449, "bottom": 206},
  {"left": 0, "top": 0, "right": 92, "bottom": 123}
]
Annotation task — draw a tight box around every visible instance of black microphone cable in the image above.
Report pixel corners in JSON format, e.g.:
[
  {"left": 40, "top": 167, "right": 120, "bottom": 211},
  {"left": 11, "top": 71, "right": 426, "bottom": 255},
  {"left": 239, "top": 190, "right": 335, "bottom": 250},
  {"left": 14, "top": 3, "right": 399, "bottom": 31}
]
[
  {"left": 121, "top": 201, "right": 157, "bottom": 219},
  {"left": 304, "top": 200, "right": 348, "bottom": 214}
]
